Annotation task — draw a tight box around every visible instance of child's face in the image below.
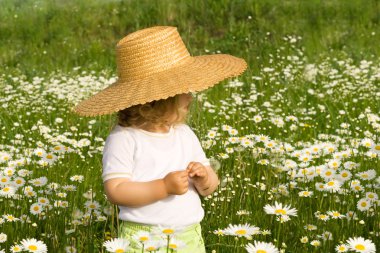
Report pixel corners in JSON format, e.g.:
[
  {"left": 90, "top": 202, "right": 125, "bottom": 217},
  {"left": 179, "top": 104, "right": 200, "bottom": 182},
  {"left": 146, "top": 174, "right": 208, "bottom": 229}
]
[{"left": 179, "top": 92, "right": 193, "bottom": 111}]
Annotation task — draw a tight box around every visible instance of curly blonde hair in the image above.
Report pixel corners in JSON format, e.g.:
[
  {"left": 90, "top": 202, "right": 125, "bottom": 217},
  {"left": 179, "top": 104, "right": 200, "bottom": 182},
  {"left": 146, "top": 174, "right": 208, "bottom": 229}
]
[{"left": 116, "top": 94, "right": 191, "bottom": 129}]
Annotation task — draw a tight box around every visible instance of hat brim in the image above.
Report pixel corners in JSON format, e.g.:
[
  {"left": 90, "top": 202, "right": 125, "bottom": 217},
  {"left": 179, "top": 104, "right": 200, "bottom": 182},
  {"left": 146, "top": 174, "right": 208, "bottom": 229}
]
[{"left": 72, "top": 54, "right": 247, "bottom": 117}]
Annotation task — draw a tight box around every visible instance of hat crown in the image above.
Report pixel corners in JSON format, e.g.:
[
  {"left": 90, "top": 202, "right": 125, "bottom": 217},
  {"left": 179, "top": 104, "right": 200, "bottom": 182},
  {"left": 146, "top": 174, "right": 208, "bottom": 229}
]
[{"left": 116, "top": 26, "right": 191, "bottom": 81}]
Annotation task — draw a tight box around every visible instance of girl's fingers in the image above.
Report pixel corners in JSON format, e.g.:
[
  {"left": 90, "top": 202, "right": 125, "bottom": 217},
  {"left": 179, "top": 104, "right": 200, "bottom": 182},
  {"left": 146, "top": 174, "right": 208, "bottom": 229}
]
[{"left": 190, "top": 167, "right": 206, "bottom": 177}]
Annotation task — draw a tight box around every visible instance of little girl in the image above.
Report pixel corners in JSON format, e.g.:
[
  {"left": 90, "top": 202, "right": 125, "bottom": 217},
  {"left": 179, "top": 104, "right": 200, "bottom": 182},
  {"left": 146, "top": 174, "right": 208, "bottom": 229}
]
[{"left": 72, "top": 26, "right": 247, "bottom": 252}]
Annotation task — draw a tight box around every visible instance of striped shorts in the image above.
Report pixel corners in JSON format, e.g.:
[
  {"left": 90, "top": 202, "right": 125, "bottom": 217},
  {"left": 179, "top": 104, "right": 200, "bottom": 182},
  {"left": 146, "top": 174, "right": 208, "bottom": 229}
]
[{"left": 118, "top": 220, "right": 207, "bottom": 253}]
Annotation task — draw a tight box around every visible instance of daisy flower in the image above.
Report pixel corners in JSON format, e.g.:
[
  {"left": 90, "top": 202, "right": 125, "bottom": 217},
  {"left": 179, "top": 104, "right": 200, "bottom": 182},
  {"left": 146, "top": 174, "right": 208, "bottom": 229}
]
[
  {"left": 370, "top": 142, "right": 380, "bottom": 154},
  {"left": 298, "top": 190, "right": 313, "bottom": 197},
  {"left": 207, "top": 130, "right": 217, "bottom": 139},
  {"left": 360, "top": 138, "right": 374, "bottom": 148},
  {"left": 223, "top": 223, "right": 261, "bottom": 238},
  {"left": 315, "top": 213, "right": 330, "bottom": 221},
  {"left": 10, "top": 244, "right": 23, "bottom": 252},
  {"left": 304, "top": 224, "right": 317, "bottom": 231},
  {"left": 0, "top": 185, "right": 16, "bottom": 197},
  {"left": 33, "top": 148, "right": 46, "bottom": 157},
  {"left": 3, "top": 214, "right": 19, "bottom": 222},
  {"left": 346, "top": 211, "right": 357, "bottom": 220},
  {"left": 263, "top": 201, "right": 298, "bottom": 217},
  {"left": 346, "top": 236, "right": 376, "bottom": 253},
  {"left": 132, "top": 231, "right": 152, "bottom": 243},
  {"left": 84, "top": 200, "right": 100, "bottom": 210},
  {"left": 310, "top": 240, "right": 321, "bottom": 247},
  {"left": 41, "top": 153, "right": 57, "bottom": 164},
  {"left": 338, "top": 170, "right": 352, "bottom": 182},
  {"left": 357, "top": 198, "right": 371, "bottom": 211},
  {"left": 143, "top": 240, "right": 163, "bottom": 252},
  {"left": 152, "top": 225, "right": 182, "bottom": 238},
  {"left": 167, "top": 238, "right": 186, "bottom": 251},
  {"left": 241, "top": 138, "right": 254, "bottom": 148},
  {"left": 37, "top": 197, "right": 50, "bottom": 206},
  {"left": 300, "top": 236, "right": 308, "bottom": 243},
  {"left": 29, "top": 177, "right": 48, "bottom": 187},
  {"left": 357, "top": 169, "right": 376, "bottom": 181},
  {"left": 255, "top": 134, "right": 269, "bottom": 142},
  {"left": 0, "top": 176, "right": 11, "bottom": 186},
  {"left": 227, "top": 128, "right": 238, "bottom": 136},
  {"left": 365, "top": 192, "right": 378, "bottom": 202},
  {"left": 276, "top": 215, "right": 291, "bottom": 223},
  {"left": 320, "top": 168, "right": 337, "bottom": 180},
  {"left": 30, "top": 203, "right": 43, "bottom": 215},
  {"left": 245, "top": 240, "right": 279, "bottom": 253},
  {"left": 103, "top": 238, "right": 130, "bottom": 253},
  {"left": 324, "top": 179, "right": 342, "bottom": 192},
  {"left": 13, "top": 177, "right": 26, "bottom": 187},
  {"left": 335, "top": 243, "right": 349, "bottom": 252},
  {"left": 20, "top": 238, "right": 47, "bottom": 253},
  {"left": 0, "top": 233, "right": 6, "bottom": 243},
  {"left": 328, "top": 159, "right": 341, "bottom": 170},
  {"left": 213, "top": 229, "right": 225, "bottom": 236},
  {"left": 327, "top": 210, "right": 345, "bottom": 219},
  {"left": 253, "top": 115, "right": 263, "bottom": 123}
]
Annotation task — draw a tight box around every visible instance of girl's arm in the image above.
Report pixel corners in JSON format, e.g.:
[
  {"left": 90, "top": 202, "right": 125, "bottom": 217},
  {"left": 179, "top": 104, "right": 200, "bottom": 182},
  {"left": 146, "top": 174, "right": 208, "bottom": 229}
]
[
  {"left": 104, "top": 178, "right": 168, "bottom": 208},
  {"left": 192, "top": 165, "right": 220, "bottom": 197}
]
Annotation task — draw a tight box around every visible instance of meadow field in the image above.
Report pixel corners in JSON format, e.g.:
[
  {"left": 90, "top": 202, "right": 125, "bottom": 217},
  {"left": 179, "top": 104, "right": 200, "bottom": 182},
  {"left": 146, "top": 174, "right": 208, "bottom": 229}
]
[{"left": 0, "top": 0, "right": 379, "bottom": 252}]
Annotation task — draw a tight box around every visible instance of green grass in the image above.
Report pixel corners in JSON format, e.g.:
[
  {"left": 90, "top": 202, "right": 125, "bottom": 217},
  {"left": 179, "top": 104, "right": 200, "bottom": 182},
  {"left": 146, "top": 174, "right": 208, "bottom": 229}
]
[
  {"left": 0, "top": 0, "right": 379, "bottom": 252},
  {"left": 1, "top": 0, "right": 380, "bottom": 76}
]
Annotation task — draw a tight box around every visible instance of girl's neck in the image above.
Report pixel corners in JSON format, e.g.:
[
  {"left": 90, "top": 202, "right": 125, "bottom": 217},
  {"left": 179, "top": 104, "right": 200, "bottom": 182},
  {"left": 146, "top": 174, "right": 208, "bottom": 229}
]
[{"left": 139, "top": 123, "right": 172, "bottom": 133}]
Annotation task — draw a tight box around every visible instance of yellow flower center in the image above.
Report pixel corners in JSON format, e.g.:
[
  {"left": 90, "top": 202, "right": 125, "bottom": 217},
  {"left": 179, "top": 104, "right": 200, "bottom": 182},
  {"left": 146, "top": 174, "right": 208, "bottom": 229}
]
[
  {"left": 361, "top": 202, "right": 367, "bottom": 207},
  {"left": 146, "top": 246, "right": 156, "bottom": 251},
  {"left": 46, "top": 154, "right": 53, "bottom": 159},
  {"left": 139, "top": 236, "right": 148, "bottom": 241},
  {"left": 327, "top": 181, "right": 335, "bottom": 186},
  {"left": 115, "top": 249, "right": 125, "bottom": 253},
  {"left": 257, "top": 250, "right": 267, "bottom": 253},
  {"left": 355, "top": 244, "right": 365, "bottom": 250},
  {"left": 169, "top": 244, "right": 177, "bottom": 249},
  {"left": 361, "top": 174, "right": 368, "bottom": 178},
  {"left": 3, "top": 187, "right": 9, "bottom": 192},
  {"left": 326, "top": 171, "right": 332, "bottom": 176},
  {"left": 1, "top": 178, "right": 7, "bottom": 183},
  {"left": 163, "top": 229, "right": 174, "bottom": 235},
  {"left": 235, "top": 230, "right": 247, "bottom": 235},
  {"left": 275, "top": 209, "right": 286, "bottom": 215},
  {"left": 375, "top": 145, "right": 380, "bottom": 150},
  {"left": 54, "top": 146, "right": 61, "bottom": 150},
  {"left": 339, "top": 246, "right": 345, "bottom": 250},
  {"left": 28, "top": 245, "right": 38, "bottom": 250},
  {"left": 34, "top": 206, "right": 40, "bottom": 211}
]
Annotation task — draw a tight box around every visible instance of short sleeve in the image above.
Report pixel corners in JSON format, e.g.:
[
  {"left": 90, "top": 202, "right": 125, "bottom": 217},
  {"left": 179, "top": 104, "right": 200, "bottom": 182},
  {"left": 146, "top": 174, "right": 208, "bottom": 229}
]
[
  {"left": 184, "top": 125, "right": 210, "bottom": 167},
  {"left": 102, "top": 129, "right": 135, "bottom": 182}
]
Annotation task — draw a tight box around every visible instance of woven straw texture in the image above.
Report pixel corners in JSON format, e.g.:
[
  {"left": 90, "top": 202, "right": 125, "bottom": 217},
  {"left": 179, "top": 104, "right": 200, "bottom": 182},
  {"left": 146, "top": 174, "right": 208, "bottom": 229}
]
[{"left": 72, "top": 26, "right": 247, "bottom": 117}]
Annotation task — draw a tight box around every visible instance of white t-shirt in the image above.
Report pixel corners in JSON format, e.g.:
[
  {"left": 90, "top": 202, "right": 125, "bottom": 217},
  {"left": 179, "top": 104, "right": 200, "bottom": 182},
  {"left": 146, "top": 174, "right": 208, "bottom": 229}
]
[{"left": 102, "top": 123, "right": 210, "bottom": 227}]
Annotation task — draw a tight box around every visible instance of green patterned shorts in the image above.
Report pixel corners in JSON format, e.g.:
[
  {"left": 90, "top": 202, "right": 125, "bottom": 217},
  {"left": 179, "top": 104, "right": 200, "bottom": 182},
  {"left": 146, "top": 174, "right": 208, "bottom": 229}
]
[{"left": 118, "top": 220, "right": 207, "bottom": 253}]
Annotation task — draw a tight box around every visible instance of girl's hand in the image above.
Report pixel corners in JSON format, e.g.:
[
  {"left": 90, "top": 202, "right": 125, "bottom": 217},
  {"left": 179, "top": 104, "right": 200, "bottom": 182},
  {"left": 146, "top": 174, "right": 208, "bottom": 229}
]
[
  {"left": 186, "top": 162, "right": 209, "bottom": 187},
  {"left": 163, "top": 170, "right": 189, "bottom": 195}
]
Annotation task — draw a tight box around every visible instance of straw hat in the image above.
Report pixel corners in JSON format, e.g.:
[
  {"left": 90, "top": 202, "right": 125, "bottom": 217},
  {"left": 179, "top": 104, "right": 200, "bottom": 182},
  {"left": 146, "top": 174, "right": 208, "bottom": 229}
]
[{"left": 72, "top": 26, "right": 247, "bottom": 117}]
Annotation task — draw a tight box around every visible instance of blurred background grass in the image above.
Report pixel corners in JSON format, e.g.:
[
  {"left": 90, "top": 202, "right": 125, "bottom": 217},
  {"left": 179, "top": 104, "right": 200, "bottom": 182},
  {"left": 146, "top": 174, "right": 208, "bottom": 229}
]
[{"left": 1, "top": 0, "right": 380, "bottom": 77}]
